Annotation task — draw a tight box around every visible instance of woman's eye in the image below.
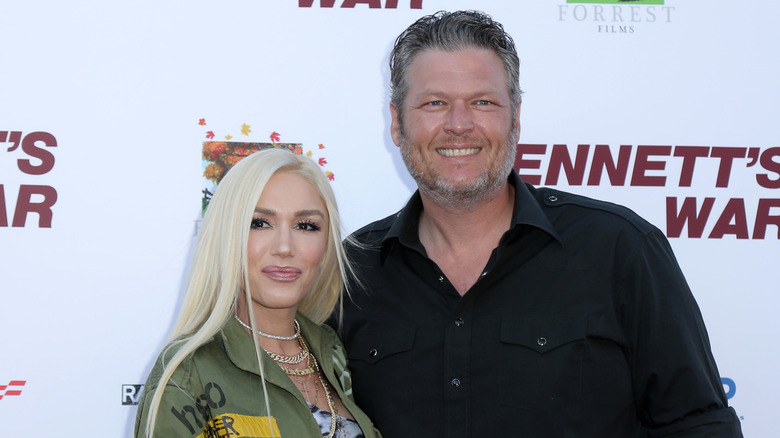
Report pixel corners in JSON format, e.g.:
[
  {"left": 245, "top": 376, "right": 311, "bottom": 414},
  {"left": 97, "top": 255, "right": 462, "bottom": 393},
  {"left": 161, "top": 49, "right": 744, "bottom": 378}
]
[
  {"left": 250, "top": 218, "right": 270, "bottom": 229},
  {"left": 295, "top": 221, "right": 321, "bottom": 232}
]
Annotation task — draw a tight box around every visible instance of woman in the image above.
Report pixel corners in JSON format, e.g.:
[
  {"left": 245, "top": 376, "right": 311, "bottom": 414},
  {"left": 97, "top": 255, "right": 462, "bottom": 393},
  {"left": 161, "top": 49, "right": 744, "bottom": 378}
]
[{"left": 135, "top": 148, "right": 380, "bottom": 438}]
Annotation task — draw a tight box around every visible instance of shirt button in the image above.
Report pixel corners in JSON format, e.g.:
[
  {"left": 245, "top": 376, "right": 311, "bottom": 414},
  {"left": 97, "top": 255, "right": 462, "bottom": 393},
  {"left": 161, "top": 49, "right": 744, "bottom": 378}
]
[
  {"left": 438, "top": 275, "right": 444, "bottom": 283},
  {"left": 369, "top": 348, "right": 378, "bottom": 358},
  {"left": 451, "top": 378, "right": 461, "bottom": 387},
  {"left": 454, "top": 318, "right": 464, "bottom": 327},
  {"left": 537, "top": 337, "right": 548, "bottom": 347}
]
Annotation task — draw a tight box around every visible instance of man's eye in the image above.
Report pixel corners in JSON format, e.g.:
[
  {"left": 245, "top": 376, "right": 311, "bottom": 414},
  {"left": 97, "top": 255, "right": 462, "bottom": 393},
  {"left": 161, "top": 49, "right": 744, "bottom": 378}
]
[
  {"left": 476, "top": 100, "right": 492, "bottom": 105},
  {"left": 250, "top": 218, "right": 270, "bottom": 229},
  {"left": 295, "top": 221, "right": 321, "bottom": 232},
  {"left": 428, "top": 100, "right": 443, "bottom": 106}
]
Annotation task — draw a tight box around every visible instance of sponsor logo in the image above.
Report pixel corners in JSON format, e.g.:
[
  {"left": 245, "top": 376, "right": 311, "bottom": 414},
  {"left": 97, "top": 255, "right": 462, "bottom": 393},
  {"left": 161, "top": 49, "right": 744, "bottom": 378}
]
[
  {"left": 558, "top": 0, "right": 676, "bottom": 33},
  {"left": 515, "top": 144, "right": 780, "bottom": 239},
  {"left": 721, "top": 378, "right": 745, "bottom": 421},
  {"left": 1, "top": 131, "right": 58, "bottom": 228},
  {"left": 568, "top": 0, "right": 664, "bottom": 4},
  {"left": 298, "top": 0, "right": 422, "bottom": 9},
  {"left": 0, "top": 380, "right": 26, "bottom": 400},
  {"left": 122, "top": 384, "right": 144, "bottom": 406},
  {"left": 721, "top": 377, "right": 736, "bottom": 399}
]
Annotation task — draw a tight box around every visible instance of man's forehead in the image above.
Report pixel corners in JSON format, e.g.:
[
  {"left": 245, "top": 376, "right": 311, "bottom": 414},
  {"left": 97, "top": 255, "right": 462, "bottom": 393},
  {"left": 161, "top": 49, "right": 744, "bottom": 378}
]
[{"left": 405, "top": 49, "right": 509, "bottom": 93}]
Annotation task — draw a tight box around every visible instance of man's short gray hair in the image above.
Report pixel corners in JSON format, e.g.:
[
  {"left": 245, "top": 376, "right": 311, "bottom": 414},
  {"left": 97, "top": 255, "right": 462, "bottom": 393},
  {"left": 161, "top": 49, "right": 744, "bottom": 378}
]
[{"left": 389, "top": 10, "right": 522, "bottom": 120}]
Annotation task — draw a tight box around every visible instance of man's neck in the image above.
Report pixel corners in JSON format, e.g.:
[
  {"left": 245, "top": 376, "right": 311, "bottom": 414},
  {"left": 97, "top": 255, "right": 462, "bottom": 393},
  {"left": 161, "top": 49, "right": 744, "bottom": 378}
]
[
  {"left": 418, "top": 182, "right": 515, "bottom": 247},
  {"left": 417, "top": 182, "right": 515, "bottom": 295}
]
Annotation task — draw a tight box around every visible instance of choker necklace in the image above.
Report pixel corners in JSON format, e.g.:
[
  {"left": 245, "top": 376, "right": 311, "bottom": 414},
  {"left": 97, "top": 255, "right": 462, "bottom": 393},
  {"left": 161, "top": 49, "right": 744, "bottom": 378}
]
[{"left": 233, "top": 314, "right": 300, "bottom": 341}]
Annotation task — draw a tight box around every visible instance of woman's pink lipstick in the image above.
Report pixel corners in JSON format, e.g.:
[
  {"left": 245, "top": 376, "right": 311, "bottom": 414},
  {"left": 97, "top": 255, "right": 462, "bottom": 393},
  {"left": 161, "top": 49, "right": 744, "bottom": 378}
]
[{"left": 262, "top": 266, "right": 302, "bottom": 281}]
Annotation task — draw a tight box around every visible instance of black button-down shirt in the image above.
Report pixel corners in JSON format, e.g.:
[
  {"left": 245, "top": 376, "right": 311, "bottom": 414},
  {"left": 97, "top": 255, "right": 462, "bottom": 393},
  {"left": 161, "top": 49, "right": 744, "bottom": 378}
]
[{"left": 335, "top": 171, "right": 742, "bottom": 438}]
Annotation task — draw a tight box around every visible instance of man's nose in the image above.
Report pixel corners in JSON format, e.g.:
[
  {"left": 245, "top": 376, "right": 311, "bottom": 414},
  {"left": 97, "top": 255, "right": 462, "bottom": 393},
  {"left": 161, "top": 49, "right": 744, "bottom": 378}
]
[{"left": 444, "top": 101, "right": 475, "bottom": 135}]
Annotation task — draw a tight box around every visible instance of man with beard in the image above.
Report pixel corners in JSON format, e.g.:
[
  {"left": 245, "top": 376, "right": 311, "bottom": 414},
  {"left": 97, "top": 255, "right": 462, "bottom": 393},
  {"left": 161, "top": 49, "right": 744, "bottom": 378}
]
[{"left": 334, "top": 10, "right": 743, "bottom": 438}]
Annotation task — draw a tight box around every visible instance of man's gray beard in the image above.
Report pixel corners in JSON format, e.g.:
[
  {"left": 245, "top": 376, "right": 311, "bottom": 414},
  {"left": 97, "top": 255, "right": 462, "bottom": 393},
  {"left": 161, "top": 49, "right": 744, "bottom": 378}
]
[{"left": 399, "top": 130, "right": 517, "bottom": 209}]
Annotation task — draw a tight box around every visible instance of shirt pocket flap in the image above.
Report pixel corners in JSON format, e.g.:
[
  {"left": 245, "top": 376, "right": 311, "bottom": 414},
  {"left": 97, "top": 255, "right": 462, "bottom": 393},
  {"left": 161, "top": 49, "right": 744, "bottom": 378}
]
[
  {"left": 500, "top": 314, "right": 588, "bottom": 353},
  {"left": 347, "top": 324, "right": 415, "bottom": 364}
]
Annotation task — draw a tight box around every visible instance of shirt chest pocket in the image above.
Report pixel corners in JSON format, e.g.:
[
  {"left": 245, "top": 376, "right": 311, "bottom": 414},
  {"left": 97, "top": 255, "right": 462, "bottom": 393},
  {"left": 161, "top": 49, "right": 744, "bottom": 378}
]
[
  {"left": 499, "top": 314, "right": 587, "bottom": 413},
  {"left": 345, "top": 324, "right": 419, "bottom": 415},
  {"left": 347, "top": 324, "right": 416, "bottom": 365}
]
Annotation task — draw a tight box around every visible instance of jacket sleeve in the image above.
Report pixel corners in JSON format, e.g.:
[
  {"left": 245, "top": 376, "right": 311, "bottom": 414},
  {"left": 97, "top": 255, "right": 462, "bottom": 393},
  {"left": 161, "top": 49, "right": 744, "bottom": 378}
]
[{"left": 620, "top": 229, "right": 743, "bottom": 437}]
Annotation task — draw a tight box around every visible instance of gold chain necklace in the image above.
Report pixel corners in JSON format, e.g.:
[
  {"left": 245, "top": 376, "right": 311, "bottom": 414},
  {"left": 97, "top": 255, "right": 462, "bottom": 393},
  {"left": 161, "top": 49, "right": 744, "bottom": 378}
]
[
  {"left": 287, "top": 356, "right": 320, "bottom": 405},
  {"left": 264, "top": 346, "right": 309, "bottom": 364},
  {"left": 304, "top": 337, "right": 340, "bottom": 438},
  {"left": 269, "top": 335, "right": 341, "bottom": 437}
]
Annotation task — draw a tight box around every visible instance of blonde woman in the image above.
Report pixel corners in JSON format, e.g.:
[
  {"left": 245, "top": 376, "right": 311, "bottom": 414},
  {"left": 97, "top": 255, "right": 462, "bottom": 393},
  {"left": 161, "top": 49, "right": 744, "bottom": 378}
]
[{"left": 134, "top": 148, "right": 380, "bottom": 438}]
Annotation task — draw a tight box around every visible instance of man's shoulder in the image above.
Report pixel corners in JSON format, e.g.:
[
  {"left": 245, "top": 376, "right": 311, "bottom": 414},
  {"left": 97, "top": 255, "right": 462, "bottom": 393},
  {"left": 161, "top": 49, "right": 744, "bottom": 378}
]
[
  {"left": 347, "top": 210, "right": 401, "bottom": 245},
  {"left": 529, "top": 185, "right": 657, "bottom": 237}
]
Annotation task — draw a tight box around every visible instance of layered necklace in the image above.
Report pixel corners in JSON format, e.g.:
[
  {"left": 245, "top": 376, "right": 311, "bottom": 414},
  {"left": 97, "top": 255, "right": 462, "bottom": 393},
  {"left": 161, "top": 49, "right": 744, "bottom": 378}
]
[{"left": 234, "top": 314, "right": 341, "bottom": 438}]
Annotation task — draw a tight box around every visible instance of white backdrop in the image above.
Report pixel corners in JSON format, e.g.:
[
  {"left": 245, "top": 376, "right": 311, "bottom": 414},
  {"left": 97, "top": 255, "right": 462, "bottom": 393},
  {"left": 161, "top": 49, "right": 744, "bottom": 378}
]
[{"left": 1, "top": 1, "right": 777, "bottom": 436}]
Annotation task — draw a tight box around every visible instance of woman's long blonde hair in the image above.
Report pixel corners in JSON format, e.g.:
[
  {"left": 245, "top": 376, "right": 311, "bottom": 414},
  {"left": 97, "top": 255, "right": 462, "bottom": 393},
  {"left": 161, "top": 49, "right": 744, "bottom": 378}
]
[{"left": 141, "top": 148, "right": 351, "bottom": 437}]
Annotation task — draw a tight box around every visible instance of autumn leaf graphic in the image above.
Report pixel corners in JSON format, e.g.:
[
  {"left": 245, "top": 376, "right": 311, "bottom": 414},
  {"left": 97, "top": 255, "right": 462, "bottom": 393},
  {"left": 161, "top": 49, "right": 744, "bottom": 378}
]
[{"left": 200, "top": 122, "right": 337, "bottom": 215}]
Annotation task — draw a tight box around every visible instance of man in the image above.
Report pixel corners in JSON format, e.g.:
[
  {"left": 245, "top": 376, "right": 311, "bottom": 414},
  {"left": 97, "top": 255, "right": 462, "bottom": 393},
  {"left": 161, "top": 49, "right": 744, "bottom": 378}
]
[{"left": 336, "top": 10, "right": 743, "bottom": 438}]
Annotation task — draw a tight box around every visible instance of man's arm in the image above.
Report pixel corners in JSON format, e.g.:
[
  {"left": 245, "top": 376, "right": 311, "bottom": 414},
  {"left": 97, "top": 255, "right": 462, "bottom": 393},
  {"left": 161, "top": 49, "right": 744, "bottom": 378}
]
[{"left": 621, "top": 229, "right": 742, "bottom": 437}]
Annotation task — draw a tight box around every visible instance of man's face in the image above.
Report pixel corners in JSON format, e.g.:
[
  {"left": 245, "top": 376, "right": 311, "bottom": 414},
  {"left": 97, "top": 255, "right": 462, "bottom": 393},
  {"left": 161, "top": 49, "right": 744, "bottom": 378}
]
[{"left": 391, "top": 48, "right": 520, "bottom": 206}]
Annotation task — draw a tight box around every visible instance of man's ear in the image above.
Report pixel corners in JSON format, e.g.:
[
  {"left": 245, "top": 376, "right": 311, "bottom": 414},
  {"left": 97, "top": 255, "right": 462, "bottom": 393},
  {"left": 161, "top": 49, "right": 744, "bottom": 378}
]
[{"left": 390, "top": 102, "right": 401, "bottom": 147}]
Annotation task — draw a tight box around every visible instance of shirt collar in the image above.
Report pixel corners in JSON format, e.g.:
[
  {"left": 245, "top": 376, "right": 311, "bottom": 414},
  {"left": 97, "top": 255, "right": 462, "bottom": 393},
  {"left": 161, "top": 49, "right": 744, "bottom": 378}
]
[{"left": 383, "top": 170, "right": 562, "bottom": 253}]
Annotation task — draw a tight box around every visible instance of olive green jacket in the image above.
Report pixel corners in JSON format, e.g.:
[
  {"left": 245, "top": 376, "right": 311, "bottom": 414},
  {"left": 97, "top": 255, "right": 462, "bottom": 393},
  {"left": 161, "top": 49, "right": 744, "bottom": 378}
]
[{"left": 134, "top": 313, "right": 381, "bottom": 438}]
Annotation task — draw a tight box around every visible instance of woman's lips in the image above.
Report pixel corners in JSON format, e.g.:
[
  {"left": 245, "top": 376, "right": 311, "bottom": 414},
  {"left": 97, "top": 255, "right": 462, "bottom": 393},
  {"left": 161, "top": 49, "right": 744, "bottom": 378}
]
[{"left": 262, "top": 266, "right": 302, "bottom": 281}]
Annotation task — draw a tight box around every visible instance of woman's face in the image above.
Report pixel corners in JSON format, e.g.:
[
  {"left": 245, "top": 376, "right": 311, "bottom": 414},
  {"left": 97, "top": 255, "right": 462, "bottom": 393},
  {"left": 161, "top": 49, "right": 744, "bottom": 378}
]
[{"left": 244, "top": 171, "right": 329, "bottom": 316}]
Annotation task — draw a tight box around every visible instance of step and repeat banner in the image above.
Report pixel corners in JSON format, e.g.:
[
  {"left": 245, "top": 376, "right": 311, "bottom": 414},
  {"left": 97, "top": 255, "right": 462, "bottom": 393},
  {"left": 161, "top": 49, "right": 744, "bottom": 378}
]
[{"left": 1, "top": 1, "right": 777, "bottom": 436}]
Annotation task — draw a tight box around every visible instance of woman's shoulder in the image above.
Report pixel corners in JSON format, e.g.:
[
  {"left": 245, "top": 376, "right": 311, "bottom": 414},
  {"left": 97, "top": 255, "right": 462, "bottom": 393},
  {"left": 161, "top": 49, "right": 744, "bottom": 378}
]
[{"left": 142, "top": 332, "right": 225, "bottom": 393}]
